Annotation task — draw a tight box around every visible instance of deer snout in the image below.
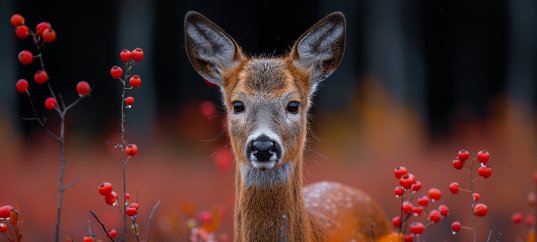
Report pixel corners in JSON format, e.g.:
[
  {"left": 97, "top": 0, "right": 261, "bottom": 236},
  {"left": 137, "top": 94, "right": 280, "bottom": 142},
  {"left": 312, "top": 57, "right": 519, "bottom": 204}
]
[{"left": 246, "top": 134, "right": 282, "bottom": 169}]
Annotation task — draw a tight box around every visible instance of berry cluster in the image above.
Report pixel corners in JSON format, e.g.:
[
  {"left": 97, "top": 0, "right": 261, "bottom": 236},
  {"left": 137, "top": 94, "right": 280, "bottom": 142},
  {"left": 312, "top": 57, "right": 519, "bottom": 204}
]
[
  {"left": 11, "top": 13, "right": 91, "bottom": 111},
  {"left": 11, "top": 13, "right": 90, "bottom": 242},
  {"left": 391, "top": 166, "right": 448, "bottom": 242},
  {"left": 0, "top": 205, "right": 22, "bottom": 241},
  {"left": 84, "top": 48, "right": 149, "bottom": 241},
  {"left": 449, "top": 150, "right": 493, "bottom": 239}
]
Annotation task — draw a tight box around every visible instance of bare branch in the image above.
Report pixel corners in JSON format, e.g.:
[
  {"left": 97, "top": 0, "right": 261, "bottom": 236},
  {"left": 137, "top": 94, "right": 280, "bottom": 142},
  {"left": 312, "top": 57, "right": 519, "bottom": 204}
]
[
  {"left": 146, "top": 200, "right": 161, "bottom": 242},
  {"left": 89, "top": 211, "right": 116, "bottom": 242}
]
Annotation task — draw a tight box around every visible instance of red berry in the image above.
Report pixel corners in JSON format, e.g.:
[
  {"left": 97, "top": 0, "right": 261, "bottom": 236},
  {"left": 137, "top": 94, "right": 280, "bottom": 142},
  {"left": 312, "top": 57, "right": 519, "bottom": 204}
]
[
  {"left": 417, "top": 195, "right": 429, "bottom": 207},
  {"left": 18, "top": 50, "right": 33, "bottom": 65},
  {"left": 473, "top": 193, "right": 480, "bottom": 202},
  {"left": 129, "top": 202, "right": 140, "bottom": 210},
  {"left": 105, "top": 191, "right": 117, "bottom": 206},
  {"left": 438, "top": 204, "right": 449, "bottom": 216},
  {"left": 36, "top": 22, "right": 51, "bottom": 36},
  {"left": 478, "top": 165, "right": 492, "bottom": 178},
  {"left": 401, "top": 201, "right": 413, "bottom": 214},
  {"left": 428, "top": 188, "right": 442, "bottom": 202},
  {"left": 0, "top": 223, "right": 6, "bottom": 233},
  {"left": 451, "top": 221, "right": 461, "bottom": 233},
  {"left": 125, "top": 96, "right": 135, "bottom": 107},
  {"left": 200, "top": 100, "right": 217, "bottom": 117},
  {"left": 525, "top": 215, "right": 535, "bottom": 226},
  {"left": 126, "top": 207, "right": 137, "bottom": 217},
  {"left": 108, "top": 229, "right": 117, "bottom": 238},
  {"left": 125, "top": 144, "right": 138, "bottom": 156},
  {"left": 473, "top": 203, "right": 488, "bottom": 217},
  {"left": 392, "top": 216, "right": 402, "bottom": 228},
  {"left": 394, "top": 166, "right": 408, "bottom": 179},
  {"left": 411, "top": 181, "right": 422, "bottom": 192},
  {"left": 15, "top": 25, "right": 30, "bottom": 39},
  {"left": 428, "top": 209, "right": 441, "bottom": 223},
  {"left": 16, "top": 79, "right": 29, "bottom": 93},
  {"left": 452, "top": 159, "right": 464, "bottom": 170},
  {"left": 45, "top": 97, "right": 57, "bottom": 110},
  {"left": 34, "top": 70, "right": 49, "bottom": 84},
  {"left": 477, "top": 150, "right": 490, "bottom": 164},
  {"left": 409, "top": 222, "right": 425, "bottom": 234},
  {"left": 129, "top": 75, "right": 142, "bottom": 88},
  {"left": 83, "top": 236, "right": 95, "bottom": 242},
  {"left": 110, "top": 66, "right": 123, "bottom": 79},
  {"left": 412, "top": 206, "right": 423, "bottom": 216},
  {"left": 0, "top": 206, "right": 13, "bottom": 219},
  {"left": 394, "top": 186, "right": 405, "bottom": 197},
  {"left": 42, "top": 28, "right": 56, "bottom": 43},
  {"left": 399, "top": 173, "right": 415, "bottom": 189},
  {"left": 512, "top": 213, "right": 523, "bottom": 224},
  {"left": 125, "top": 193, "right": 131, "bottom": 200},
  {"left": 132, "top": 47, "right": 144, "bottom": 61},
  {"left": 457, "top": 149, "right": 470, "bottom": 161},
  {"left": 76, "top": 81, "right": 91, "bottom": 96},
  {"left": 404, "top": 234, "right": 414, "bottom": 242},
  {"left": 449, "top": 182, "right": 460, "bottom": 194},
  {"left": 198, "top": 211, "right": 212, "bottom": 224},
  {"left": 10, "top": 14, "right": 25, "bottom": 26},
  {"left": 120, "top": 49, "right": 132, "bottom": 62},
  {"left": 98, "top": 182, "right": 113, "bottom": 196}
]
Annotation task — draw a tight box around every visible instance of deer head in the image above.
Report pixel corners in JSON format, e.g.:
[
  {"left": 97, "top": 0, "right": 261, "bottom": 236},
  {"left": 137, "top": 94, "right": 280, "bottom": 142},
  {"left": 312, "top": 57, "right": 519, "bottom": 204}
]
[{"left": 184, "top": 11, "right": 345, "bottom": 187}]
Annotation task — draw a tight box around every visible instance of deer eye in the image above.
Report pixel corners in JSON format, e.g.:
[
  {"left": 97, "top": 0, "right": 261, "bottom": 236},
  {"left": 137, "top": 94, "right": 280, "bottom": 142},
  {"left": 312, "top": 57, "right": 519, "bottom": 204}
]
[
  {"left": 232, "top": 101, "right": 245, "bottom": 113},
  {"left": 286, "top": 101, "right": 300, "bottom": 114}
]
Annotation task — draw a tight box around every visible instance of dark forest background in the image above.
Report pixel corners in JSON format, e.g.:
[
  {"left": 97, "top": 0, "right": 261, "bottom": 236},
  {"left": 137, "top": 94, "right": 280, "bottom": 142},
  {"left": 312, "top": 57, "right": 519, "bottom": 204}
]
[
  {"left": 1, "top": 0, "right": 537, "bottom": 240},
  {"left": 1, "top": 0, "right": 535, "bottom": 140}
]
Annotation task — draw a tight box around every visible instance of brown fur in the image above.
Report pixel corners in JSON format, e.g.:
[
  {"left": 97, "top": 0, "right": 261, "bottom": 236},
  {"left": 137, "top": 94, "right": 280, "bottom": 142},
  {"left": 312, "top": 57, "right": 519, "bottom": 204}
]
[{"left": 184, "top": 11, "right": 391, "bottom": 241}]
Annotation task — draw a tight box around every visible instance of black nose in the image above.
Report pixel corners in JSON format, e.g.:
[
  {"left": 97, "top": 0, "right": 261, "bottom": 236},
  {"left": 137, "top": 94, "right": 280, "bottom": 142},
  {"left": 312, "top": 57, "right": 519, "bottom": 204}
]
[{"left": 247, "top": 134, "right": 281, "bottom": 162}]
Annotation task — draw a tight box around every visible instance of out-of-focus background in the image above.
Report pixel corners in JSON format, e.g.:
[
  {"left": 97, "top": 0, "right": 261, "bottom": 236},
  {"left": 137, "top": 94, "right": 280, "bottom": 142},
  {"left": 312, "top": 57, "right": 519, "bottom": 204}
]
[{"left": 1, "top": 0, "right": 536, "bottom": 241}]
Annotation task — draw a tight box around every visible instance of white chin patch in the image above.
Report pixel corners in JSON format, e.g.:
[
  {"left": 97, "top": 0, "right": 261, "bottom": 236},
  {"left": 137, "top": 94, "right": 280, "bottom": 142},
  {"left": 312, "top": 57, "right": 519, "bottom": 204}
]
[{"left": 251, "top": 160, "right": 276, "bottom": 169}]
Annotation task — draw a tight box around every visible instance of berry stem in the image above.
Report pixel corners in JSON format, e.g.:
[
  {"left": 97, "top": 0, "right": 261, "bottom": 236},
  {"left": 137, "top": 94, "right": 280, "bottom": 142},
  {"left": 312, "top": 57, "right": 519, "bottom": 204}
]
[
  {"left": 121, "top": 80, "right": 128, "bottom": 241},
  {"left": 145, "top": 200, "right": 161, "bottom": 242},
  {"left": 470, "top": 157, "right": 477, "bottom": 242},
  {"left": 53, "top": 114, "right": 65, "bottom": 242},
  {"left": 89, "top": 211, "right": 117, "bottom": 242}
]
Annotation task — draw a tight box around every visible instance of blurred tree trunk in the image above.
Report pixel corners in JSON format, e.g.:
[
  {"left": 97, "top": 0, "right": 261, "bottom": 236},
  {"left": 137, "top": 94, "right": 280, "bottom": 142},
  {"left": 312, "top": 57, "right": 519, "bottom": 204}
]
[
  {"left": 118, "top": 0, "right": 157, "bottom": 140},
  {"left": 362, "top": 0, "right": 426, "bottom": 114},
  {"left": 508, "top": 0, "right": 537, "bottom": 105},
  {"left": 318, "top": 0, "right": 360, "bottom": 110},
  {"left": 0, "top": 1, "right": 19, "bottom": 129}
]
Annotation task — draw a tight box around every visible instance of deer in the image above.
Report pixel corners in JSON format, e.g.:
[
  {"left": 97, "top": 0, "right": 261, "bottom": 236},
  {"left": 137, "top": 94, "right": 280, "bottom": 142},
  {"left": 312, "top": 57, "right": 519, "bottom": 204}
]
[{"left": 184, "top": 11, "right": 393, "bottom": 242}]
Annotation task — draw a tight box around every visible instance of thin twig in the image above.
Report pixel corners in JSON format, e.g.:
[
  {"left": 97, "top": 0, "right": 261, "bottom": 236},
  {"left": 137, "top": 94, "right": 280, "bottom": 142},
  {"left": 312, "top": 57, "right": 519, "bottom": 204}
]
[
  {"left": 89, "top": 211, "right": 117, "bottom": 242},
  {"left": 486, "top": 230, "right": 492, "bottom": 242},
  {"left": 62, "top": 177, "right": 80, "bottom": 191},
  {"left": 23, "top": 93, "right": 61, "bottom": 142},
  {"left": 495, "top": 232, "right": 502, "bottom": 242},
  {"left": 146, "top": 200, "right": 161, "bottom": 242},
  {"left": 63, "top": 96, "right": 84, "bottom": 114},
  {"left": 470, "top": 157, "right": 476, "bottom": 242}
]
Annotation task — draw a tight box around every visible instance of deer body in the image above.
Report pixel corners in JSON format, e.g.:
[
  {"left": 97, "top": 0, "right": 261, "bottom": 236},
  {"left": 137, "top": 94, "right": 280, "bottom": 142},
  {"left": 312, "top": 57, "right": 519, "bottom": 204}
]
[{"left": 185, "top": 11, "right": 390, "bottom": 241}]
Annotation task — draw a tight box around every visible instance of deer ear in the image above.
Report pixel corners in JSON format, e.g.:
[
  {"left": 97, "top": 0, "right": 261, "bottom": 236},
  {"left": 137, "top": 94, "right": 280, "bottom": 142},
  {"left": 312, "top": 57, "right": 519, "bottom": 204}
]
[
  {"left": 184, "top": 11, "right": 244, "bottom": 86},
  {"left": 290, "top": 12, "right": 346, "bottom": 91}
]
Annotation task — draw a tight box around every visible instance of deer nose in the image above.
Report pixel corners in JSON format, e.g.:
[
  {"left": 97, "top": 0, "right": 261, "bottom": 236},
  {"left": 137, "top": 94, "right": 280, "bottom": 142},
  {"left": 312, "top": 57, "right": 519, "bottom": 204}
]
[
  {"left": 253, "top": 140, "right": 274, "bottom": 152},
  {"left": 247, "top": 134, "right": 282, "bottom": 163}
]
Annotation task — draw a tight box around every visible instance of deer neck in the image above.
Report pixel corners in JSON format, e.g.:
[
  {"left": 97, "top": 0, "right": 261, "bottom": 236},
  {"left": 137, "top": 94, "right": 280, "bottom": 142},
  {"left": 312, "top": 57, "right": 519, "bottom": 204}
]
[{"left": 234, "top": 157, "right": 312, "bottom": 242}]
